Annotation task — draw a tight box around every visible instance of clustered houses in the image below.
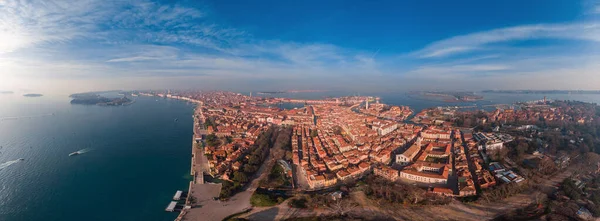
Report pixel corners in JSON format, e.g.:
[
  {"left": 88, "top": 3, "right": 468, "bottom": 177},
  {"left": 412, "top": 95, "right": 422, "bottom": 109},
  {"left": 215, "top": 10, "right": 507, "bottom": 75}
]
[
  {"left": 152, "top": 90, "right": 538, "bottom": 197},
  {"left": 374, "top": 165, "right": 399, "bottom": 181},
  {"left": 485, "top": 101, "right": 595, "bottom": 125},
  {"left": 454, "top": 136, "right": 476, "bottom": 196},
  {"left": 398, "top": 140, "right": 452, "bottom": 185},
  {"left": 202, "top": 108, "right": 272, "bottom": 177},
  {"left": 488, "top": 162, "right": 525, "bottom": 184},
  {"left": 359, "top": 100, "right": 413, "bottom": 121},
  {"left": 291, "top": 102, "right": 418, "bottom": 189},
  {"left": 396, "top": 143, "right": 421, "bottom": 166},
  {"left": 464, "top": 133, "right": 497, "bottom": 189},
  {"left": 374, "top": 125, "right": 514, "bottom": 197},
  {"left": 412, "top": 107, "right": 457, "bottom": 126},
  {"left": 473, "top": 132, "right": 514, "bottom": 151},
  {"left": 157, "top": 91, "right": 320, "bottom": 180},
  {"left": 421, "top": 126, "right": 452, "bottom": 142}
]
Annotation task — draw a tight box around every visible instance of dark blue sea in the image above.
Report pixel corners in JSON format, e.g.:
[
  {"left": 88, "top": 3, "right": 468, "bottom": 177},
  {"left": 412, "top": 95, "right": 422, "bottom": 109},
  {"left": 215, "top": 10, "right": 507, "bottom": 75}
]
[
  {"left": 1, "top": 91, "right": 600, "bottom": 221},
  {"left": 0, "top": 94, "right": 194, "bottom": 221}
]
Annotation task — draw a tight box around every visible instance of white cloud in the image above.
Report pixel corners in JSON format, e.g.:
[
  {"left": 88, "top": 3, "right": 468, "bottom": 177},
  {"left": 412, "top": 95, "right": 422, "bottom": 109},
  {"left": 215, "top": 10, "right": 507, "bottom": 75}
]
[
  {"left": 1, "top": 0, "right": 600, "bottom": 93},
  {"left": 415, "top": 22, "right": 600, "bottom": 58},
  {"left": 0, "top": 0, "right": 114, "bottom": 53},
  {"left": 421, "top": 47, "right": 475, "bottom": 58}
]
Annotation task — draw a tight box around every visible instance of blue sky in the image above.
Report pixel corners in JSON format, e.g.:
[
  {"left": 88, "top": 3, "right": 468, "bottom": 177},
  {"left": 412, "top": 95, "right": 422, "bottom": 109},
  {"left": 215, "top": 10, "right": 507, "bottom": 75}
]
[{"left": 0, "top": 0, "right": 599, "bottom": 93}]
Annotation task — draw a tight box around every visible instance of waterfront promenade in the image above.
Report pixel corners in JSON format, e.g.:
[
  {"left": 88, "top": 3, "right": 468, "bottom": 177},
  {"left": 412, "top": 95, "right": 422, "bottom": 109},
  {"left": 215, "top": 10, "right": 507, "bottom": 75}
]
[{"left": 181, "top": 105, "right": 253, "bottom": 221}]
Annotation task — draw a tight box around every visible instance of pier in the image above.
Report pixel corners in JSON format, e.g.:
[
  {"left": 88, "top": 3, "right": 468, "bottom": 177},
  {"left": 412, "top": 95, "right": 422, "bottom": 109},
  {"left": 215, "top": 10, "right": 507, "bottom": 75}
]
[
  {"left": 165, "top": 201, "right": 177, "bottom": 212},
  {"left": 173, "top": 190, "right": 183, "bottom": 201}
]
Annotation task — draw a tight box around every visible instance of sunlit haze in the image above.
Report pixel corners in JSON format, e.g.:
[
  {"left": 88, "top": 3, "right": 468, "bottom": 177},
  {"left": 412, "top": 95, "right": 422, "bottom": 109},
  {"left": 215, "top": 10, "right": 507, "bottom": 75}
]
[{"left": 1, "top": 0, "right": 600, "bottom": 94}]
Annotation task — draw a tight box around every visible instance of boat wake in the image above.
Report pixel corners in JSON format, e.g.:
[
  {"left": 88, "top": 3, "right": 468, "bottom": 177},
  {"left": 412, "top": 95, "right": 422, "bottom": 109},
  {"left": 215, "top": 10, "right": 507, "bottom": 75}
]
[
  {"left": 0, "top": 159, "right": 24, "bottom": 170},
  {"left": 78, "top": 148, "right": 93, "bottom": 154},
  {"left": 0, "top": 113, "right": 55, "bottom": 121},
  {"left": 69, "top": 148, "right": 93, "bottom": 156}
]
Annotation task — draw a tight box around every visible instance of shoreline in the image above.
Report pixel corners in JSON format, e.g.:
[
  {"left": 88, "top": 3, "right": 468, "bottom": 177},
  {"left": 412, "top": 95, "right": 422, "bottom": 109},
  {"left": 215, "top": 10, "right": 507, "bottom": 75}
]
[
  {"left": 147, "top": 94, "right": 254, "bottom": 221},
  {"left": 138, "top": 93, "right": 201, "bottom": 220},
  {"left": 177, "top": 103, "right": 202, "bottom": 221}
]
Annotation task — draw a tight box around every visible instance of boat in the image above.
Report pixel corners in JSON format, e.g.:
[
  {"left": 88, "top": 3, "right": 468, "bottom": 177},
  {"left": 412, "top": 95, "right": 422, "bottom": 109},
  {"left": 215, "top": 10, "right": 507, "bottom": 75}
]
[
  {"left": 174, "top": 118, "right": 179, "bottom": 122},
  {"left": 69, "top": 151, "right": 80, "bottom": 156},
  {"left": 18, "top": 158, "right": 24, "bottom": 161}
]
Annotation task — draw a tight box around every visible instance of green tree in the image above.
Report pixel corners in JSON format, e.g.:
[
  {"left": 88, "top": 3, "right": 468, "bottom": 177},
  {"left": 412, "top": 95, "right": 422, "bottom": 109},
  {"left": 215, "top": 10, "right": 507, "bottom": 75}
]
[
  {"left": 206, "top": 134, "right": 220, "bottom": 147},
  {"left": 233, "top": 171, "right": 248, "bottom": 183},
  {"left": 516, "top": 142, "right": 529, "bottom": 159},
  {"left": 248, "top": 155, "right": 261, "bottom": 166},
  {"left": 243, "top": 164, "right": 257, "bottom": 174}
]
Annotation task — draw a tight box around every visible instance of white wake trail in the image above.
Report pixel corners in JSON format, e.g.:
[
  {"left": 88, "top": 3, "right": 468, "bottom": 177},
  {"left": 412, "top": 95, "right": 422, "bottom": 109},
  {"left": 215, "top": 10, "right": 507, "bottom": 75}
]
[{"left": 0, "top": 159, "right": 23, "bottom": 170}]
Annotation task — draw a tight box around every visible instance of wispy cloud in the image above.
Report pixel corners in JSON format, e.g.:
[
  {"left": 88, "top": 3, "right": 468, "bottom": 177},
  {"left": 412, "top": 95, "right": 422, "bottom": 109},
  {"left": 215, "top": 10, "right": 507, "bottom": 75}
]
[
  {"left": 0, "top": 0, "right": 111, "bottom": 53},
  {"left": 106, "top": 45, "right": 180, "bottom": 62},
  {"left": 421, "top": 47, "right": 475, "bottom": 58},
  {"left": 414, "top": 22, "right": 600, "bottom": 58},
  {"left": 1, "top": 0, "right": 600, "bottom": 93}
]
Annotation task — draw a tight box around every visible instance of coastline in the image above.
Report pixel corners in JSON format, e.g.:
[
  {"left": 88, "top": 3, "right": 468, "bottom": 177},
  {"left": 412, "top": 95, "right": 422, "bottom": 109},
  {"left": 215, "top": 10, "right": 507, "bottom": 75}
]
[
  {"left": 0, "top": 95, "right": 194, "bottom": 221},
  {"left": 147, "top": 94, "right": 254, "bottom": 221},
  {"left": 176, "top": 103, "right": 203, "bottom": 221},
  {"left": 138, "top": 93, "right": 200, "bottom": 220},
  {"left": 139, "top": 93, "right": 233, "bottom": 221}
]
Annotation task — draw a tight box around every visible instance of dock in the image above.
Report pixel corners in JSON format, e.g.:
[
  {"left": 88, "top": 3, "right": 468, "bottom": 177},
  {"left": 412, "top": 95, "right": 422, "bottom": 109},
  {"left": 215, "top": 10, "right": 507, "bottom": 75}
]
[
  {"left": 165, "top": 201, "right": 177, "bottom": 212},
  {"left": 173, "top": 190, "right": 183, "bottom": 200}
]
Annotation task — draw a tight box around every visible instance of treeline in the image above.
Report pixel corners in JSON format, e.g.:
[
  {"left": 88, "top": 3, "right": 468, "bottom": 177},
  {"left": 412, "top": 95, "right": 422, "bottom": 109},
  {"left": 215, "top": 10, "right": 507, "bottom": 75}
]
[
  {"left": 362, "top": 175, "right": 451, "bottom": 206},
  {"left": 543, "top": 176, "right": 600, "bottom": 219},
  {"left": 478, "top": 182, "right": 534, "bottom": 203},
  {"left": 219, "top": 126, "right": 292, "bottom": 199}
]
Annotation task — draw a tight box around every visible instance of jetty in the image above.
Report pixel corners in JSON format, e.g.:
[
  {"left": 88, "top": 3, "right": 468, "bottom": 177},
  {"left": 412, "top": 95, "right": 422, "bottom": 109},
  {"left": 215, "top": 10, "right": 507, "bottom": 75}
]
[
  {"left": 173, "top": 190, "right": 183, "bottom": 201},
  {"left": 165, "top": 201, "right": 177, "bottom": 212}
]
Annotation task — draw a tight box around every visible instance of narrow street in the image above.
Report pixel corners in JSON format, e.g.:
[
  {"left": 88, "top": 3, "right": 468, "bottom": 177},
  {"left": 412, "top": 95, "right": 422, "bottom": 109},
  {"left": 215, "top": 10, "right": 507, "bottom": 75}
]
[{"left": 459, "top": 130, "right": 483, "bottom": 195}]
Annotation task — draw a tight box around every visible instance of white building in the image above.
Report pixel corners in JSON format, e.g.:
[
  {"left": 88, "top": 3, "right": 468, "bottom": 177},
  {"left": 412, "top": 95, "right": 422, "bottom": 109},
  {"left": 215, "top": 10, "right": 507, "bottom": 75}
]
[
  {"left": 378, "top": 123, "right": 398, "bottom": 136},
  {"left": 396, "top": 144, "right": 421, "bottom": 165}
]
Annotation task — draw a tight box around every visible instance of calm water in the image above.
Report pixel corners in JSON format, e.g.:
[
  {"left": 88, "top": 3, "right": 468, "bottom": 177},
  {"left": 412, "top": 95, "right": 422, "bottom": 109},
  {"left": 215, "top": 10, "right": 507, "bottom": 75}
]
[
  {"left": 1, "top": 91, "right": 600, "bottom": 221},
  {"left": 253, "top": 91, "right": 600, "bottom": 113},
  {"left": 0, "top": 94, "right": 194, "bottom": 221}
]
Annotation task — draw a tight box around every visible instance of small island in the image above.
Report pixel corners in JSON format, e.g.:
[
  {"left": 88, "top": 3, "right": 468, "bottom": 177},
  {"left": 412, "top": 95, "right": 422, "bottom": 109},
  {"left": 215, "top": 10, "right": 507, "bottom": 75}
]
[
  {"left": 256, "top": 91, "right": 286, "bottom": 95},
  {"left": 483, "top": 90, "right": 600, "bottom": 94},
  {"left": 409, "top": 91, "right": 484, "bottom": 102},
  {"left": 70, "top": 93, "right": 133, "bottom": 106},
  {"left": 23, "top": 93, "right": 43, "bottom": 97}
]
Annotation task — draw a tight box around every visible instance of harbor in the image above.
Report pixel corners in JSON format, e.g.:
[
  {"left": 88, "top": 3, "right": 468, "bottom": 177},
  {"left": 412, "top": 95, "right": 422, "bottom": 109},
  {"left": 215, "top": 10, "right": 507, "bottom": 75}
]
[{"left": 165, "top": 190, "right": 188, "bottom": 212}]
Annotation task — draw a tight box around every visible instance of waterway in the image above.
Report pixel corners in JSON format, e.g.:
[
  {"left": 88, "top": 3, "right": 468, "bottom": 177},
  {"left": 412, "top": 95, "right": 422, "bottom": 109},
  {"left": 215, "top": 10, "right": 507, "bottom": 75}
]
[
  {"left": 0, "top": 94, "right": 194, "bottom": 221},
  {"left": 252, "top": 91, "right": 600, "bottom": 112}
]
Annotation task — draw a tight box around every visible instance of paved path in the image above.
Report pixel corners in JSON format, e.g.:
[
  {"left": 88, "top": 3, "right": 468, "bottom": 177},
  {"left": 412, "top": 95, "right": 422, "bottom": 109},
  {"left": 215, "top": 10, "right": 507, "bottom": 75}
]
[{"left": 182, "top": 126, "right": 278, "bottom": 221}]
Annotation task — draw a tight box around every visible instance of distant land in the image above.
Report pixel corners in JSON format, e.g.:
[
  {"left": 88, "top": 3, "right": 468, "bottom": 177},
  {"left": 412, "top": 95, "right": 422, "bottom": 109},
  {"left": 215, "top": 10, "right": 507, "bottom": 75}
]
[
  {"left": 483, "top": 90, "right": 600, "bottom": 94},
  {"left": 256, "top": 90, "right": 327, "bottom": 95},
  {"left": 0, "top": 91, "right": 14, "bottom": 94},
  {"left": 70, "top": 92, "right": 133, "bottom": 106},
  {"left": 256, "top": 91, "right": 286, "bottom": 94},
  {"left": 23, "top": 93, "right": 43, "bottom": 97},
  {"left": 409, "top": 91, "right": 483, "bottom": 102}
]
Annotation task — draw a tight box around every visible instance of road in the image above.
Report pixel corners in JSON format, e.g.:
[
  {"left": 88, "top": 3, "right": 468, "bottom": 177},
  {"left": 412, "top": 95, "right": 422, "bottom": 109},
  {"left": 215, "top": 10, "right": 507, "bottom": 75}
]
[{"left": 182, "top": 125, "right": 280, "bottom": 221}]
